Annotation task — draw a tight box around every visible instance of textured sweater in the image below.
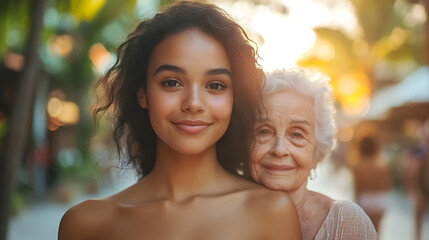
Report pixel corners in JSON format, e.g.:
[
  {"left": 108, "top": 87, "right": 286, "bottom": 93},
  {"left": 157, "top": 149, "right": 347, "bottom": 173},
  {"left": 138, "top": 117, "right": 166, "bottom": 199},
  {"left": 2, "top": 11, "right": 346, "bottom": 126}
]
[{"left": 314, "top": 200, "right": 378, "bottom": 240}]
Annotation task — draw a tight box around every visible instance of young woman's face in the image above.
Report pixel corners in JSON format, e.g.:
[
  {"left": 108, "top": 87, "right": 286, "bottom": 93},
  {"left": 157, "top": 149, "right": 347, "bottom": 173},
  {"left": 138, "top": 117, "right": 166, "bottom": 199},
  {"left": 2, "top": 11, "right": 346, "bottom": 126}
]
[
  {"left": 139, "top": 29, "right": 233, "bottom": 156},
  {"left": 250, "top": 90, "right": 317, "bottom": 192}
]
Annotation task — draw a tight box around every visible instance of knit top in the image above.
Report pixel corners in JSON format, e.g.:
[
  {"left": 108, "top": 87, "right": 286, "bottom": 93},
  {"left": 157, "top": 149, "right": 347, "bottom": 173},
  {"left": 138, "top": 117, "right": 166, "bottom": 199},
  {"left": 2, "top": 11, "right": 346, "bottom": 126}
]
[{"left": 314, "top": 200, "right": 378, "bottom": 240}]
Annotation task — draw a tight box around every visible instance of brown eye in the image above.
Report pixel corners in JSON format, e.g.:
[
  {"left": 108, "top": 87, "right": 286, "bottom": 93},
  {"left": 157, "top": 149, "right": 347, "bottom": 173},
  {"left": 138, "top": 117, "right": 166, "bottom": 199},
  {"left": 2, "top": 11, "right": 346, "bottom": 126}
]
[
  {"left": 207, "top": 82, "right": 227, "bottom": 90},
  {"left": 161, "top": 79, "right": 181, "bottom": 88}
]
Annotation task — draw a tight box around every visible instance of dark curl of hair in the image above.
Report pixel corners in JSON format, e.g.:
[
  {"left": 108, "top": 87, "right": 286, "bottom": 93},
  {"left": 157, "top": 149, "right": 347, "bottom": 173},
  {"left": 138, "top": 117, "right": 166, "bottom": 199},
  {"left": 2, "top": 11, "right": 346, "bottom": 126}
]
[{"left": 94, "top": 1, "right": 264, "bottom": 179}]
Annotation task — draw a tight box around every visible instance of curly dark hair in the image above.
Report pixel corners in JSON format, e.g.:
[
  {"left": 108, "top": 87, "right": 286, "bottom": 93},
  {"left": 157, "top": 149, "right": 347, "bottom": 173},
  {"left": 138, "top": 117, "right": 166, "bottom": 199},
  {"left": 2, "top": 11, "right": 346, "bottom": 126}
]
[{"left": 94, "top": 1, "right": 264, "bottom": 178}]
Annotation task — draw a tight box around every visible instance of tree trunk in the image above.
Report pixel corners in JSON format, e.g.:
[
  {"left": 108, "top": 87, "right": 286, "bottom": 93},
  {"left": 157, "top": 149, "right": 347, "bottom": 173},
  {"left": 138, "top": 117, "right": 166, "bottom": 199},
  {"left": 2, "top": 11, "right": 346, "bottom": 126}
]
[{"left": 0, "top": 0, "right": 47, "bottom": 238}]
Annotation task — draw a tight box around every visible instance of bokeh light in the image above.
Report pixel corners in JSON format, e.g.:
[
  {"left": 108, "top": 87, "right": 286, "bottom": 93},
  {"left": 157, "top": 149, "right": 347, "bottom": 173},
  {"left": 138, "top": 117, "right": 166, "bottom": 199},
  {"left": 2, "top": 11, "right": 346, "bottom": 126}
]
[
  {"left": 89, "top": 43, "right": 114, "bottom": 73},
  {"left": 48, "top": 34, "right": 74, "bottom": 57}
]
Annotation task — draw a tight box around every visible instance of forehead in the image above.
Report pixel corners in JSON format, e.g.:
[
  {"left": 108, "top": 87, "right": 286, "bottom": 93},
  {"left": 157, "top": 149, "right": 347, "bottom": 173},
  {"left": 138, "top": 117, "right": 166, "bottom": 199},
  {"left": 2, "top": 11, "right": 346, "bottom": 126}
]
[
  {"left": 147, "top": 29, "right": 231, "bottom": 72},
  {"left": 261, "top": 90, "right": 315, "bottom": 124}
]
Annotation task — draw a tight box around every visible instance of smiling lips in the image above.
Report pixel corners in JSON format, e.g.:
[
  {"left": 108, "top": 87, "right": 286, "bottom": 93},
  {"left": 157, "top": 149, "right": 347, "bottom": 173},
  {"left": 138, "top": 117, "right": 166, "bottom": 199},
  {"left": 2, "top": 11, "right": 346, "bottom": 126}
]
[
  {"left": 263, "top": 163, "right": 294, "bottom": 172},
  {"left": 173, "top": 120, "right": 212, "bottom": 134}
]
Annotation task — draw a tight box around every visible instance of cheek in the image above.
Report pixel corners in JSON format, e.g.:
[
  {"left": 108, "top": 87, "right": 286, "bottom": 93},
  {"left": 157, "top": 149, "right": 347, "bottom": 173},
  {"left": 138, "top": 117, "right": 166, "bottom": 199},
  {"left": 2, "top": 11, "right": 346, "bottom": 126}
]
[
  {"left": 208, "top": 93, "right": 233, "bottom": 117},
  {"left": 146, "top": 91, "right": 178, "bottom": 132},
  {"left": 251, "top": 143, "right": 267, "bottom": 164},
  {"left": 148, "top": 91, "right": 178, "bottom": 111},
  {"left": 292, "top": 146, "right": 315, "bottom": 169},
  {"left": 249, "top": 160, "right": 261, "bottom": 183},
  {"left": 253, "top": 135, "right": 277, "bottom": 160},
  {"left": 250, "top": 142, "right": 270, "bottom": 179}
]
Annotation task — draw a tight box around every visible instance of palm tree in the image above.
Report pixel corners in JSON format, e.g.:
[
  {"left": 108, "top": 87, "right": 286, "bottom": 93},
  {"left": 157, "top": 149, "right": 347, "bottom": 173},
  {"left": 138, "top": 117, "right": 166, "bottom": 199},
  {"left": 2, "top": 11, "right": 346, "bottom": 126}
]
[{"left": 298, "top": 0, "right": 426, "bottom": 116}]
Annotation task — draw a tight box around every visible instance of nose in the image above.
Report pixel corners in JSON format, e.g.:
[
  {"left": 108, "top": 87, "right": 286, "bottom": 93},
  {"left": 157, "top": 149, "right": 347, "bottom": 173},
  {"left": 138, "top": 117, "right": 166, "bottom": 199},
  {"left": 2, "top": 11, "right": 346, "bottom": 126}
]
[
  {"left": 181, "top": 85, "right": 204, "bottom": 113},
  {"left": 270, "top": 136, "right": 289, "bottom": 157}
]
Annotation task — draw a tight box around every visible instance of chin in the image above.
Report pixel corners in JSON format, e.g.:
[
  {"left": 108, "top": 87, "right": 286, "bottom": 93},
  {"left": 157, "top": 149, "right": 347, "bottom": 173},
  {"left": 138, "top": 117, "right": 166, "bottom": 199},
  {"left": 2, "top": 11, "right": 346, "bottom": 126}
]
[
  {"left": 170, "top": 141, "right": 216, "bottom": 156},
  {"left": 261, "top": 178, "right": 293, "bottom": 192}
]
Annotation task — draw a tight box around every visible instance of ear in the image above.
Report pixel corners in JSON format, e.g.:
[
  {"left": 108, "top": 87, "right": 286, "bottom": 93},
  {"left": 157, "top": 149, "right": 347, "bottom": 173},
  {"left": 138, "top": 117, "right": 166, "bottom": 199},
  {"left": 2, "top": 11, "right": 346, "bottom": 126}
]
[{"left": 137, "top": 88, "right": 148, "bottom": 109}]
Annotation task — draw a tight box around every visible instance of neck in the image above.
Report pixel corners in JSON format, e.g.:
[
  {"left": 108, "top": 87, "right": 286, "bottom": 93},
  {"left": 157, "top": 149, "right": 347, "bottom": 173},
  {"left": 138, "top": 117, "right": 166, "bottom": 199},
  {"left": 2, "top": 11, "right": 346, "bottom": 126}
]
[
  {"left": 288, "top": 179, "right": 310, "bottom": 213},
  {"left": 146, "top": 137, "right": 227, "bottom": 202},
  {"left": 288, "top": 180, "right": 315, "bottom": 240}
]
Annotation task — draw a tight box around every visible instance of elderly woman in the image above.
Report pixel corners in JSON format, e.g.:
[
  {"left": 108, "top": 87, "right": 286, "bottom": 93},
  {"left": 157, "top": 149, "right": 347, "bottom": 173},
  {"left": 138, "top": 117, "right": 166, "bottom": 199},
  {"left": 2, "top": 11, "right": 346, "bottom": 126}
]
[{"left": 250, "top": 68, "right": 378, "bottom": 240}]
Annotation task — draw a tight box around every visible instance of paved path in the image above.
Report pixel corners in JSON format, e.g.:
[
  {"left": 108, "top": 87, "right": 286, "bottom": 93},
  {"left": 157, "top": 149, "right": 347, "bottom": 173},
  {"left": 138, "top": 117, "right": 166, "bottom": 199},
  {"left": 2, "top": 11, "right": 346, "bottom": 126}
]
[{"left": 8, "top": 170, "right": 136, "bottom": 240}]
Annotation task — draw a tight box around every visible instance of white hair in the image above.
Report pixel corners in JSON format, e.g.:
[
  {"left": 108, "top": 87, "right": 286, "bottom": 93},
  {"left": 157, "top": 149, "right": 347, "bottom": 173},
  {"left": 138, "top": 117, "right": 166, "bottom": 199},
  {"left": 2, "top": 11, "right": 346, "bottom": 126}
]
[{"left": 264, "top": 67, "right": 337, "bottom": 162}]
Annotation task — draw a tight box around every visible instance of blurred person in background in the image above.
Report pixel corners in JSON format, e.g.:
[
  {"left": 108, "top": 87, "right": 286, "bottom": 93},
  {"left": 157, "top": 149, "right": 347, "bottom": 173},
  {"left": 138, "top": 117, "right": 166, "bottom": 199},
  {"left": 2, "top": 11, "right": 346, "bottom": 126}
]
[
  {"left": 250, "top": 68, "right": 377, "bottom": 240},
  {"left": 353, "top": 135, "right": 392, "bottom": 232},
  {"left": 400, "top": 121, "right": 429, "bottom": 240},
  {"left": 58, "top": 1, "right": 301, "bottom": 239}
]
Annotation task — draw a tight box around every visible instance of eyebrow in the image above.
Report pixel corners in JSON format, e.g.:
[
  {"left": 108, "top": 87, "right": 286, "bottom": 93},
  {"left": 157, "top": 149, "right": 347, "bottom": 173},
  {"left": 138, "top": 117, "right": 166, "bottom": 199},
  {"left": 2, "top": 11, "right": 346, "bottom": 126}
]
[
  {"left": 153, "top": 64, "right": 186, "bottom": 76},
  {"left": 255, "top": 118, "right": 312, "bottom": 127},
  {"left": 153, "top": 64, "right": 231, "bottom": 77},
  {"left": 206, "top": 68, "right": 231, "bottom": 77},
  {"left": 290, "top": 119, "right": 312, "bottom": 127}
]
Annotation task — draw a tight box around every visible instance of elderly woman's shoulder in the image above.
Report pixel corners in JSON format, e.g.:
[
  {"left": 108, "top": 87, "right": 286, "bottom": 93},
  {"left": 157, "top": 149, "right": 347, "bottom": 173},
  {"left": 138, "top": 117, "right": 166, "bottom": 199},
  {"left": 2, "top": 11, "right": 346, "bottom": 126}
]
[
  {"left": 333, "top": 200, "right": 369, "bottom": 218},
  {"left": 329, "top": 200, "right": 378, "bottom": 239}
]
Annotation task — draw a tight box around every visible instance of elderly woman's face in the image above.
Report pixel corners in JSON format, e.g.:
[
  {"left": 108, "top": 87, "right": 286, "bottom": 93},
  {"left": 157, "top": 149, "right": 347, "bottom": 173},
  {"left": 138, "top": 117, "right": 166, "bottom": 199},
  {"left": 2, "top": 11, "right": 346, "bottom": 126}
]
[{"left": 250, "top": 90, "right": 317, "bottom": 192}]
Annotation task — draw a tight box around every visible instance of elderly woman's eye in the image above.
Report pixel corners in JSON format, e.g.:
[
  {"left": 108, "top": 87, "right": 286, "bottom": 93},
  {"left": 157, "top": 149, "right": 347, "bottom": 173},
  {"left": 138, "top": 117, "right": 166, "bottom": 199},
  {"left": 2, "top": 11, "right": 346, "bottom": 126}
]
[
  {"left": 257, "top": 128, "right": 270, "bottom": 135},
  {"left": 288, "top": 129, "right": 308, "bottom": 146},
  {"left": 292, "top": 132, "right": 304, "bottom": 138},
  {"left": 255, "top": 126, "right": 273, "bottom": 143}
]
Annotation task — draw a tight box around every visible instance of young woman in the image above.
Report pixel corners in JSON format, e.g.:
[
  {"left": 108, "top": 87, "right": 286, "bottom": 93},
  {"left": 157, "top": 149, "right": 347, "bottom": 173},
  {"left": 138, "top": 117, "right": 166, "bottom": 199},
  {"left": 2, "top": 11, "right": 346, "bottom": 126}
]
[{"left": 58, "top": 1, "right": 301, "bottom": 239}]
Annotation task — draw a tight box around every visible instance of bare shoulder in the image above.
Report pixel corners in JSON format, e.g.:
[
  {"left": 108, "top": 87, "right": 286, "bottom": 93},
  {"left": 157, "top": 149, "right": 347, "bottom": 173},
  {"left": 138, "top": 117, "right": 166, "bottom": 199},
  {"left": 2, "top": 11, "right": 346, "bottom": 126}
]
[
  {"left": 227, "top": 176, "right": 296, "bottom": 212},
  {"left": 246, "top": 188, "right": 298, "bottom": 223},
  {"left": 244, "top": 187, "right": 302, "bottom": 240},
  {"left": 246, "top": 187, "right": 295, "bottom": 210},
  {"left": 228, "top": 178, "right": 297, "bottom": 215},
  {"left": 58, "top": 198, "right": 119, "bottom": 240}
]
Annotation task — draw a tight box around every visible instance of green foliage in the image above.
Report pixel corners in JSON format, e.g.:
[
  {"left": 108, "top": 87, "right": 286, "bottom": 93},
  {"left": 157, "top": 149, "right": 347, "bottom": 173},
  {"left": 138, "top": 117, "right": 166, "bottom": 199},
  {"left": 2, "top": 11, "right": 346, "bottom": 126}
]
[
  {"left": 300, "top": 0, "right": 425, "bottom": 79},
  {"left": 160, "top": 0, "right": 181, "bottom": 8},
  {"left": 0, "top": 0, "right": 31, "bottom": 58},
  {"left": 315, "top": 27, "right": 357, "bottom": 72},
  {"left": 349, "top": 0, "right": 424, "bottom": 64},
  {"left": 57, "top": 153, "right": 100, "bottom": 181},
  {"left": 11, "top": 192, "right": 25, "bottom": 214},
  {"left": 350, "top": 0, "right": 398, "bottom": 45}
]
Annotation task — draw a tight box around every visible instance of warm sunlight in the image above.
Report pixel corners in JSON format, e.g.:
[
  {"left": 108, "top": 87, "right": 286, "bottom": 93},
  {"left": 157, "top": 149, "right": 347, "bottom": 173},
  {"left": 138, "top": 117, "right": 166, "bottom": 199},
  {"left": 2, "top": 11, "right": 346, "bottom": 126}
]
[
  {"left": 252, "top": 8, "right": 316, "bottom": 71},
  {"left": 213, "top": 0, "right": 358, "bottom": 71}
]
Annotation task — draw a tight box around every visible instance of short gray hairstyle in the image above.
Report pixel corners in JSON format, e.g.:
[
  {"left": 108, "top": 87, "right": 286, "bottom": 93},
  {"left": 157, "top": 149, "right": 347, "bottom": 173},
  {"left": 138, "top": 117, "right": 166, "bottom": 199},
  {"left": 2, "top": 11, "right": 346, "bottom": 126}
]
[{"left": 263, "top": 67, "right": 337, "bottom": 162}]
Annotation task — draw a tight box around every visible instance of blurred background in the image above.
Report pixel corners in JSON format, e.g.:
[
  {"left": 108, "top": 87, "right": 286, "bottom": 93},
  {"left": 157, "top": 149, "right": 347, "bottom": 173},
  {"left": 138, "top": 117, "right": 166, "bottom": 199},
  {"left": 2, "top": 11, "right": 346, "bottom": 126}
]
[{"left": 1, "top": 0, "right": 428, "bottom": 239}]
